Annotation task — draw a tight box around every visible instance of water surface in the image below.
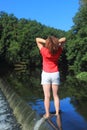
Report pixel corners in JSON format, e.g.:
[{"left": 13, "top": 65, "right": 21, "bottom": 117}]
[
  {"left": 1, "top": 67, "right": 87, "bottom": 130},
  {"left": 0, "top": 89, "right": 21, "bottom": 130}
]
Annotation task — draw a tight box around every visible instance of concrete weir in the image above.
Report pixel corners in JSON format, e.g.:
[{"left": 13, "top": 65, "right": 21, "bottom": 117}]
[{"left": 0, "top": 78, "right": 54, "bottom": 130}]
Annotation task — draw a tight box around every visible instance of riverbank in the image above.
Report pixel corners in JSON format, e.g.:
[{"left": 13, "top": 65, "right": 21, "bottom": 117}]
[{"left": 0, "top": 78, "right": 54, "bottom": 130}]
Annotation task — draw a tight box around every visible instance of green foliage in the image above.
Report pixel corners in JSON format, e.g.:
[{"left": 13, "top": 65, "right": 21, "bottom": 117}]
[
  {"left": 79, "top": 0, "right": 87, "bottom": 6},
  {"left": 66, "top": 3, "right": 87, "bottom": 74},
  {"left": 76, "top": 72, "right": 87, "bottom": 82},
  {"left": 7, "top": 41, "right": 20, "bottom": 62},
  {"left": 0, "top": 1, "right": 87, "bottom": 76},
  {"left": 0, "top": 11, "right": 66, "bottom": 67},
  {"left": 0, "top": 11, "right": 19, "bottom": 62}
]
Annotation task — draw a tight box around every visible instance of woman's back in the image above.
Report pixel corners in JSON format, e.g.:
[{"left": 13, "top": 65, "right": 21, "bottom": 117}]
[{"left": 40, "top": 46, "right": 62, "bottom": 72}]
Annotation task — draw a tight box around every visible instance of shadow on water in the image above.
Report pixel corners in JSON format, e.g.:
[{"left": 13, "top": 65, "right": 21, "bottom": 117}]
[{"left": 0, "top": 66, "right": 87, "bottom": 130}]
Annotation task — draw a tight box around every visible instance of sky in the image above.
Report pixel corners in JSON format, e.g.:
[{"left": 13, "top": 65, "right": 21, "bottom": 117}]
[{"left": 0, "top": 0, "right": 79, "bottom": 31}]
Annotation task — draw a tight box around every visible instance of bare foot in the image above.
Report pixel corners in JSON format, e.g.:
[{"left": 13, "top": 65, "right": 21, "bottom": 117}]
[{"left": 43, "top": 114, "right": 50, "bottom": 119}]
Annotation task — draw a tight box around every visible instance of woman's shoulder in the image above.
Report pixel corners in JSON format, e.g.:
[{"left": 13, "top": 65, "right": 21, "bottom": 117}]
[
  {"left": 40, "top": 46, "right": 49, "bottom": 54},
  {"left": 40, "top": 46, "right": 48, "bottom": 51}
]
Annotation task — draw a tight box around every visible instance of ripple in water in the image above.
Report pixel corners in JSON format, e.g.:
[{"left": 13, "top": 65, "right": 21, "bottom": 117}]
[{"left": 0, "top": 89, "right": 21, "bottom": 130}]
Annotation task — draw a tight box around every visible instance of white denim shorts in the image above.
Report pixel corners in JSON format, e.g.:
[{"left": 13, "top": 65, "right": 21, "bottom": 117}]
[{"left": 41, "top": 71, "right": 60, "bottom": 85}]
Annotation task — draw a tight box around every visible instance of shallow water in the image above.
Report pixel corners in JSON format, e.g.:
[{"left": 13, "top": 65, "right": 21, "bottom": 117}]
[
  {"left": 29, "top": 97, "right": 87, "bottom": 130},
  {"left": 1, "top": 67, "right": 87, "bottom": 130},
  {"left": 0, "top": 89, "right": 21, "bottom": 130}
]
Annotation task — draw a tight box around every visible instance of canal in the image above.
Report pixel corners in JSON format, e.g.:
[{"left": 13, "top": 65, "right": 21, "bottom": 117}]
[{"left": 0, "top": 67, "right": 87, "bottom": 130}]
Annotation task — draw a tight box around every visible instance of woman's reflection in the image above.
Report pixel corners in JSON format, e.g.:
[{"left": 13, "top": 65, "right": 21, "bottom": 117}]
[
  {"left": 47, "top": 113, "right": 62, "bottom": 130},
  {"left": 56, "top": 113, "right": 62, "bottom": 130}
]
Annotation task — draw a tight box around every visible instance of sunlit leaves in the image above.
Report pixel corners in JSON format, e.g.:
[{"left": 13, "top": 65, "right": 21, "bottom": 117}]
[
  {"left": 66, "top": 2, "right": 87, "bottom": 74},
  {"left": 0, "top": 11, "right": 66, "bottom": 66},
  {"left": 76, "top": 72, "right": 87, "bottom": 82}
]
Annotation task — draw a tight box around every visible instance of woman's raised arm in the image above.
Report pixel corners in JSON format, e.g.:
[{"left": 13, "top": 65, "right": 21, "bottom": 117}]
[{"left": 36, "top": 38, "right": 46, "bottom": 50}]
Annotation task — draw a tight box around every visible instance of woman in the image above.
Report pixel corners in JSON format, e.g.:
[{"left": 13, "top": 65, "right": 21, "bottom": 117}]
[{"left": 36, "top": 36, "right": 66, "bottom": 119}]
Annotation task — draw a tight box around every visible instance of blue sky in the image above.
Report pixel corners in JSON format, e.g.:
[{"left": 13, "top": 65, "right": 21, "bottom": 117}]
[{"left": 0, "top": 0, "right": 79, "bottom": 31}]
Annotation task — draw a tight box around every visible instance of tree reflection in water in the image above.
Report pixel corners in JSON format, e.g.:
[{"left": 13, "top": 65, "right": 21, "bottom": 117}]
[{"left": 1, "top": 68, "right": 87, "bottom": 130}]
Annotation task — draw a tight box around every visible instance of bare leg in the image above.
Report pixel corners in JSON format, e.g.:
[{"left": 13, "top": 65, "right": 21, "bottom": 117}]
[
  {"left": 42, "top": 84, "right": 51, "bottom": 118},
  {"left": 52, "top": 84, "right": 60, "bottom": 115}
]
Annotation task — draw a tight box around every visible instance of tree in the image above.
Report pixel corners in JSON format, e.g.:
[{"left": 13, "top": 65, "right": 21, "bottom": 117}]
[
  {"left": 0, "top": 11, "right": 19, "bottom": 63},
  {"left": 0, "top": 11, "right": 66, "bottom": 67},
  {"left": 66, "top": 2, "right": 87, "bottom": 74}
]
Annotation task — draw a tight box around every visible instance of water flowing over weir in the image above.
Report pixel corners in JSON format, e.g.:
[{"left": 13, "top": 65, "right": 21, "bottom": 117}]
[
  {"left": 0, "top": 78, "right": 55, "bottom": 130},
  {"left": 0, "top": 89, "right": 21, "bottom": 130}
]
